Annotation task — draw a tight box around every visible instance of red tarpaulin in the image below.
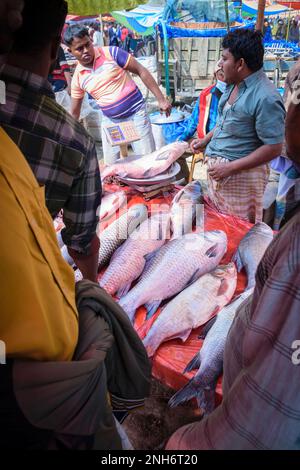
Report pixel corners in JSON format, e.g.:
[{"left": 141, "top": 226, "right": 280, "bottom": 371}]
[
  {"left": 66, "top": 14, "right": 98, "bottom": 22},
  {"left": 56, "top": 183, "right": 252, "bottom": 404}
]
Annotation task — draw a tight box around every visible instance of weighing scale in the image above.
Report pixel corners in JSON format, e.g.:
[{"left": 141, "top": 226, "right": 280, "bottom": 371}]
[{"left": 103, "top": 121, "right": 141, "bottom": 158}]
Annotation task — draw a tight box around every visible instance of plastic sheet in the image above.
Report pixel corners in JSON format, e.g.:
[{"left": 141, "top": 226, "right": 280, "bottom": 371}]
[
  {"left": 182, "top": 0, "right": 237, "bottom": 23},
  {"left": 162, "top": 20, "right": 253, "bottom": 38}
]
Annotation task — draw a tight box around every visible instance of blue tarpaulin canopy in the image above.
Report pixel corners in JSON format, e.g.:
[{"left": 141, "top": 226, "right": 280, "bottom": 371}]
[
  {"left": 242, "top": 0, "right": 289, "bottom": 16},
  {"left": 112, "top": 5, "right": 164, "bottom": 35}
]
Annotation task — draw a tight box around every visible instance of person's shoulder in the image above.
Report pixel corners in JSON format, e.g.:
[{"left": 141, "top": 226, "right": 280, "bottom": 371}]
[{"left": 268, "top": 211, "right": 300, "bottom": 270}]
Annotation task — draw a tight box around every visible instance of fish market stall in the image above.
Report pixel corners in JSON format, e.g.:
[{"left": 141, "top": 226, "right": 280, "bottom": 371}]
[{"left": 55, "top": 148, "right": 270, "bottom": 410}]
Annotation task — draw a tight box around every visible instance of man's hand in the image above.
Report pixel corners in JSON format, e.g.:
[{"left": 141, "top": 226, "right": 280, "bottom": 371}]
[
  {"left": 208, "top": 162, "right": 235, "bottom": 181},
  {"left": 158, "top": 97, "right": 172, "bottom": 117},
  {"left": 190, "top": 138, "right": 207, "bottom": 153}
]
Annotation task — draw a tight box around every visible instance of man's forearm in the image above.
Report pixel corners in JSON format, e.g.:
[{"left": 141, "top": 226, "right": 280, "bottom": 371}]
[
  {"left": 229, "top": 143, "right": 282, "bottom": 173},
  {"left": 68, "top": 236, "right": 100, "bottom": 282},
  {"left": 204, "top": 129, "right": 215, "bottom": 146},
  {"left": 139, "top": 68, "right": 166, "bottom": 102}
]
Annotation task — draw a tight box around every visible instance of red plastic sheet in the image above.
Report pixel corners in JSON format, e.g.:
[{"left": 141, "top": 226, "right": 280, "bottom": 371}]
[
  {"left": 57, "top": 183, "right": 253, "bottom": 400},
  {"left": 99, "top": 184, "right": 253, "bottom": 399}
]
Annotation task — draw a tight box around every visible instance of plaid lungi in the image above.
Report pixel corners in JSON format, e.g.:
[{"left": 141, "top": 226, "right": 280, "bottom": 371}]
[{"left": 206, "top": 156, "right": 269, "bottom": 224}]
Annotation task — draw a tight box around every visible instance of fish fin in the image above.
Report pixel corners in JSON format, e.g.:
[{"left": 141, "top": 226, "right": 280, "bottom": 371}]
[
  {"left": 143, "top": 169, "right": 153, "bottom": 178},
  {"left": 198, "top": 316, "right": 217, "bottom": 339},
  {"left": 183, "top": 353, "right": 201, "bottom": 374},
  {"left": 101, "top": 210, "right": 109, "bottom": 220},
  {"left": 145, "top": 300, "right": 162, "bottom": 320},
  {"left": 155, "top": 151, "right": 169, "bottom": 161},
  {"left": 118, "top": 298, "right": 136, "bottom": 324},
  {"left": 184, "top": 269, "right": 201, "bottom": 289},
  {"left": 198, "top": 388, "right": 216, "bottom": 415},
  {"left": 179, "top": 328, "right": 192, "bottom": 342},
  {"left": 168, "top": 379, "right": 199, "bottom": 408},
  {"left": 116, "top": 282, "right": 132, "bottom": 299},
  {"left": 217, "top": 279, "right": 230, "bottom": 296},
  {"left": 205, "top": 243, "right": 218, "bottom": 258},
  {"left": 232, "top": 249, "right": 243, "bottom": 272},
  {"left": 144, "top": 247, "right": 161, "bottom": 263}
]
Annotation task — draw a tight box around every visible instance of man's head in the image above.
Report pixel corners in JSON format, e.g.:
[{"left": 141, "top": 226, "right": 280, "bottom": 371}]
[
  {"left": 0, "top": 0, "right": 24, "bottom": 55},
  {"left": 6, "top": 0, "right": 67, "bottom": 74},
  {"left": 64, "top": 26, "right": 95, "bottom": 67},
  {"left": 219, "top": 28, "right": 264, "bottom": 85}
]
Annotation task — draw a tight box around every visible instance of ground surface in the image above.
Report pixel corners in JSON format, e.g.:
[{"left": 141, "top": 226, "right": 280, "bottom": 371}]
[{"left": 122, "top": 379, "right": 201, "bottom": 450}]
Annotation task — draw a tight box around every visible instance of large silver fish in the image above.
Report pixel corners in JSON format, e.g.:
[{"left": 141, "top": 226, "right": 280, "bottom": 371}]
[
  {"left": 168, "top": 289, "right": 254, "bottom": 413},
  {"left": 118, "top": 230, "right": 228, "bottom": 323},
  {"left": 101, "top": 142, "right": 189, "bottom": 181},
  {"left": 170, "top": 181, "right": 204, "bottom": 238},
  {"left": 233, "top": 222, "right": 273, "bottom": 289},
  {"left": 98, "top": 204, "right": 148, "bottom": 269},
  {"left": 100, "top": 212, "right": 171, "bottom": 297},
  {"left": 143, "top": 263, "right": 237, "bottom": 358}
]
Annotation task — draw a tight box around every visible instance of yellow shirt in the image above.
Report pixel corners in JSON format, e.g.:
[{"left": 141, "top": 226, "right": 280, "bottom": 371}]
[{"left": 0, "top": 128, "right": 78, "bottom": 361}]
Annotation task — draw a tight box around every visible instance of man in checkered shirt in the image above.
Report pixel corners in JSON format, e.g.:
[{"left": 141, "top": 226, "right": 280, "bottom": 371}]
[{"left": 0, "top": 0, "right": 101, "bottom": 282}]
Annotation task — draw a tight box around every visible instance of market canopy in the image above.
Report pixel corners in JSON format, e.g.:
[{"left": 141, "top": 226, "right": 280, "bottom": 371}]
[
  {"left": 242, "top": 0, "right": 289, "bottom": 16},
  {"left": 67, "top": 0, "right": 147, "bottom": 15},
  {"left": 112, "top": 5, "right": 164, "bottom": 35}
]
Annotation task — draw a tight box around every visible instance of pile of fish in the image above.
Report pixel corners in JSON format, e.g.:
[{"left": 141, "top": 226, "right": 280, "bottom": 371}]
[
  {"left": 98, "top": 204, "right": 148, "bottom": 269},
  {"left": 143, "top": 263, "right": 237, "bottom": 357},
  {"left": 118, "top": 230, "right": 228, "bottom": 323},
  {"left": 168, "top": 289, "right": 254, "bottom": 414},
  {"left": 100, "top": 212, "right": 171, "bottom": 297},
  {"left": 101, "top": 141, "right": 189, "bottom": 182}
]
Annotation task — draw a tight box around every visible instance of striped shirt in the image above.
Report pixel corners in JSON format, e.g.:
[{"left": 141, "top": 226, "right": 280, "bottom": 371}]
[
  {"left": 0, "top": 64, "right": 101, "bottom": 255},
  {"left": 167, "top": 208, "right": 300, "bottom": 450},
  {"left": 71, "top": 46, "right": 144, "bottom": 119}
]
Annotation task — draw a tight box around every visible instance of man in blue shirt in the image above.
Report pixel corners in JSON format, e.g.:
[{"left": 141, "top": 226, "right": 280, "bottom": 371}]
[{"left": 191, "top": 29, "right": 285, "bottom": 223}]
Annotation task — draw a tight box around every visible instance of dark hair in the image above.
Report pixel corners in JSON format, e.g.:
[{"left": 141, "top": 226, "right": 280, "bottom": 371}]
[
  {"left": 222, "top": 28, "right": 264, "bottom": 72},
  {"left": 11, "top": 0, "right": 67, "bottom": 54},
  {"left": 64, "top": 25, "right": 90, "bottom": 46}
]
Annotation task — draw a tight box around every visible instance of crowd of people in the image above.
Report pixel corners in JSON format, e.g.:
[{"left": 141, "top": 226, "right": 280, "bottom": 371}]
[
  {"left": 0, "top": 0, "right": 300, "bottom": 451},
  {"left": 263, "top": 15, "right": 300, "bottom": 44}
]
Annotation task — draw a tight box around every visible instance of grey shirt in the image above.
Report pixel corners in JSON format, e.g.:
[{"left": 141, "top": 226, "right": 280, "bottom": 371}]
[{"left": 205, "top": 69, "right": 286, "bottom": 161}]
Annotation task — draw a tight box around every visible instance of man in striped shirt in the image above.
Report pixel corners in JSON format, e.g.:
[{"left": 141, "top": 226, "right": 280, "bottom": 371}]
[
  {"left": 166, "top": 98, "right": 300, "bottom": 451},
  {"left": 65, "top": 26, "right": 172, "bottom": 164}
]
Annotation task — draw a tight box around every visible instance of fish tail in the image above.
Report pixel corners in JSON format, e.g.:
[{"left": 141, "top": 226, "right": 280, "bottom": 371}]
[
  {"left": 183, "top": 353, "right": 201, "bottom": 374},
  {"left": 197, "top": 388, "right": 216, "bottom": 415},
  {"left": 118, "top": 297, "right": 137, "bottom": 324},
  {"left": 168, "top": 379, "right": 200, "bottom": 408}
]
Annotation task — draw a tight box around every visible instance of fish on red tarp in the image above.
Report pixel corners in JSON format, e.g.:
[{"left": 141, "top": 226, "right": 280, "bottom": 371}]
[
  {"left": 98, "top": 204, "right": 148, "bottom": 269},
  {"left": 170, "top": 180, "right": 204, "bottom": 238},
  {"left": 233, "top": 222, "right": 273, "bottom": 289},
  {"left": 143, "top": 263, "right": 237, "bottom": 358},
  {"left": 100, "top": 212, "right": 171, "bottom": 297},
  {"left": 119, "top": 230, "right": 228, "bottom": 324},
  {"left": 168, "top": 289, "right": 254, "bottom": 414}
]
